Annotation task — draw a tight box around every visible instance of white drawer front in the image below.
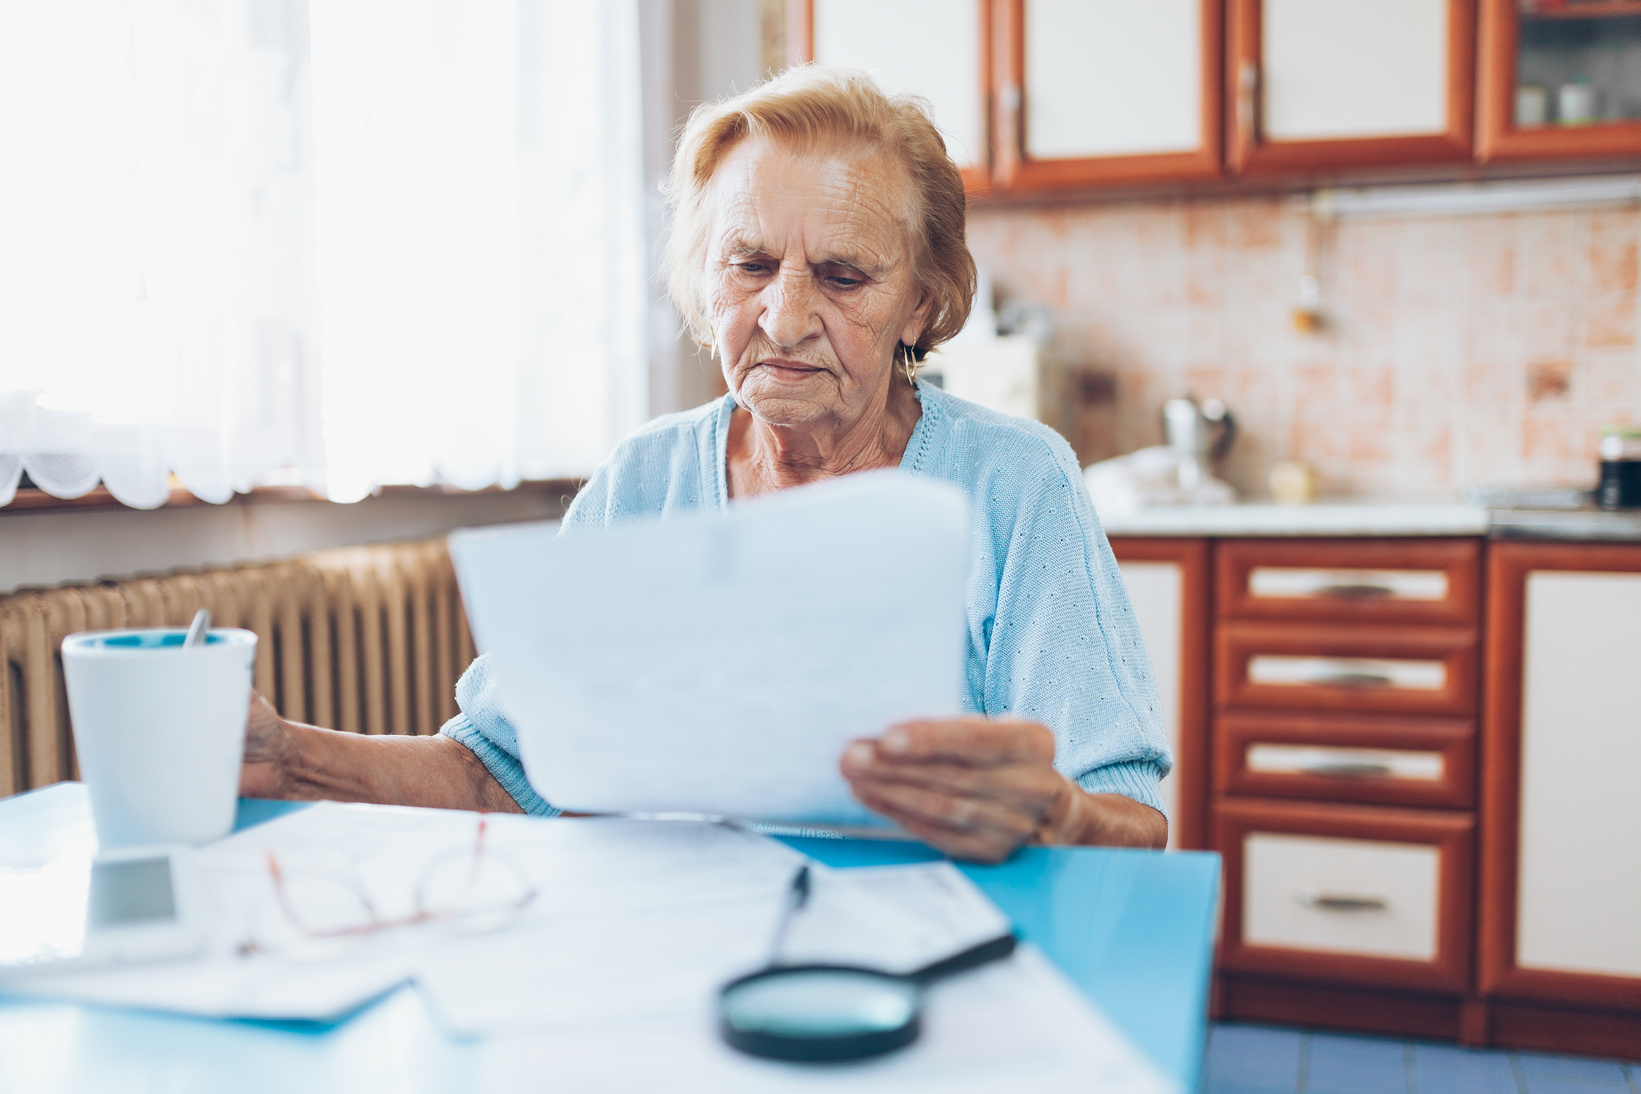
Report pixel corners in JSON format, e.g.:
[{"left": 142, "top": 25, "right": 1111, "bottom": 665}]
[
  {"left": 1243, "top": 833, "right": 1439, "bottom": 961},
  {"left": 1246, "top": 744, "right": 1444, "bottom": 782}
]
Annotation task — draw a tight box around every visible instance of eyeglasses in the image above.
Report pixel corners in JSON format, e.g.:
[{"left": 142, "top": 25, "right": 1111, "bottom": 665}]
[{"left": 238, "top": 814, "right": 537, "bottom": 960}]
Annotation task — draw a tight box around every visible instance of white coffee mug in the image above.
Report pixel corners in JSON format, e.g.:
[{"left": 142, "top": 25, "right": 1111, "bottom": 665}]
[{"left": 62, "top": 628, "right": 257, "bottom": 849}]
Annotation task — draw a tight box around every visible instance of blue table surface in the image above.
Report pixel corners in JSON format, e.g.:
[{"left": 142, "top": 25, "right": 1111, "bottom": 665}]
[{"left": 0, "top": 786, "right": 1221, "bottom": 1093}]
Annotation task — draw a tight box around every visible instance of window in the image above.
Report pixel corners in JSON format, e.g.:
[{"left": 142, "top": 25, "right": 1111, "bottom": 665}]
[{"left": 0, "top": 0, "right": 650, "bottom": 508}]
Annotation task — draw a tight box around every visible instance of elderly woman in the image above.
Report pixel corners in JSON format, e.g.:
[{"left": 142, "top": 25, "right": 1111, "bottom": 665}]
[{"left": 242, "top": 67, "right": 1170, "bottom": 863}]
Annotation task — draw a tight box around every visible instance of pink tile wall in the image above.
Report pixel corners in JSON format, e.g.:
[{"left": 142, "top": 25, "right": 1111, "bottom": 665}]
[{"left": 967, "top": 197, "right": 1641, "bottom": 498}]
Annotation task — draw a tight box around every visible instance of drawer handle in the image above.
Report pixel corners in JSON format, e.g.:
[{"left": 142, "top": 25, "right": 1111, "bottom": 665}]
[
  {"left": 1298, "top": 761, "right": 1394, "bottom": 779},
  {"left": 1311, "top": 672, "right": 1393, "bottom": 688},
  {"left": 1314, "top": 583, "right": 1396, "bottom": 600},
  {"left": 1294, "top": 891, "right": 1389, "bottom": 913}
]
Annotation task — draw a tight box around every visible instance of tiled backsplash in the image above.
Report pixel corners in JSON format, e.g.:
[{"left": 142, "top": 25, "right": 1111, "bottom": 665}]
[{"left": 967, "top": 196, "right": 1641, "bottom": 499}]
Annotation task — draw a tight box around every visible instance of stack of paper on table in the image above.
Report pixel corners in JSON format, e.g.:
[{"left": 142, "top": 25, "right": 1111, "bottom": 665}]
[{"left": 0, "top": 804, "right": 1175, "bottom": 1091}]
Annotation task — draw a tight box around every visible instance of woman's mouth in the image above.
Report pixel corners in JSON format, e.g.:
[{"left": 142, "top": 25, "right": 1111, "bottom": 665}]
[{"left": 757, "top": 359, "right": 825, "bottom": 380}]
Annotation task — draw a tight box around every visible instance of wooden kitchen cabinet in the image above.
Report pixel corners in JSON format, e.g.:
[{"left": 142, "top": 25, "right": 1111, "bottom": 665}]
[
  {"left": 1108, "top": 530, "right": 1641, "bottom": 1056},
  {"left": 791, "top": 0, "right": 995, "bottom": 192},
  {"left": 1476, "top": 540, "right": 1641, "bottom": 1058},
  {"left": 791, "top": 0, "right": 1641, "bottom": 195},
  {"left": 1478, "top": 0, "right": 1641, "bottom": 164},
  {"left": 1208, "top": 535, "right": 1485, "bottom": 1038},
  {"left": 994, "top": 0, "right": 1224, "bottom": 189},
  {"left": 1109, "top": 537, "right": 1210, "bottom": 850},
  {"left": 1226, "top": 0, "right": 1477, "bottom": 174}
]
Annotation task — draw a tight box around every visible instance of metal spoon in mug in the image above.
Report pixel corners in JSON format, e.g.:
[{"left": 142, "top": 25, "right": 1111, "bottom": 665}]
[{"left": 184, "top": 608, "right": 211, "bottom": 647}]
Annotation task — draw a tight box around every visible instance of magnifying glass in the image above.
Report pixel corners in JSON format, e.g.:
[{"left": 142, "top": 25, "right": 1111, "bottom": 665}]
[{"left": 717, "top": 865, "right": 1018, "bottom": 1063}]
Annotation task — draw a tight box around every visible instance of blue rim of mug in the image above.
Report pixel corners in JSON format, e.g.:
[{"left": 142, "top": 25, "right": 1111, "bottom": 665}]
[{"left": 62, "top": 628, "right": 257, "bottom": 653}]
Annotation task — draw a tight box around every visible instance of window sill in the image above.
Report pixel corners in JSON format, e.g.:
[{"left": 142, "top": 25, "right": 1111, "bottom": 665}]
[{"left": 1, "top": 479, "right": 584, "bottom": 517}]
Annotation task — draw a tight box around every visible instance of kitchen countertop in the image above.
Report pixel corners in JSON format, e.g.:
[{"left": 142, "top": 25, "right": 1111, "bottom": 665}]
[
  {"left": 1486, "top": 507, "right": 1641, "bottom": 541},
  {"left": 1099, "top": 502, "right": 1641, "bottom": 541},
  {"left": 1099, "top": 502, "right": 1491, "bottom": 538}
]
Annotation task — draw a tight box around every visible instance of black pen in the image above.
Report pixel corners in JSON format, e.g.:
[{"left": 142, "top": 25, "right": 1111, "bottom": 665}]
[{"left": 767, "top": 864, "right": 811, "bottom": 964}]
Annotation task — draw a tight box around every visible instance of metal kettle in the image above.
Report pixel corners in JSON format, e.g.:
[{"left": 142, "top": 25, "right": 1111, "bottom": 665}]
[{"left": 1162, "top": 397, "right": 1236, "bottom": 490}]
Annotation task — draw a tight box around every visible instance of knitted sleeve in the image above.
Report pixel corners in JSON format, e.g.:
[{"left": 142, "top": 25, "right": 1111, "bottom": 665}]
[{"left": 973, "top": 436, "right": 1173, "bottom": 816}]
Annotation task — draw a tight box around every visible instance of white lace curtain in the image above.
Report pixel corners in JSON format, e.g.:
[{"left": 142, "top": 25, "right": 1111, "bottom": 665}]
[{"left": 0, "top": 0, "right": 649, "bottom": 508}]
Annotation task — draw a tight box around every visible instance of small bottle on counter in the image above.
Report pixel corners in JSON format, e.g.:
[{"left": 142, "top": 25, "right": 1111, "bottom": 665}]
[
  {"left": 1597, "top": 425, "right": 1641, "bottom": 510},
  {"left": 1268, "top": 460, "right": 1319, "bottom": 506}
]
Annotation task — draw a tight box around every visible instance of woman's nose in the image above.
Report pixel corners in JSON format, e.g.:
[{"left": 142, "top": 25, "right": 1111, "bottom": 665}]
[{"left": 759, "top": 268, "right": 821, "bottom": 349}]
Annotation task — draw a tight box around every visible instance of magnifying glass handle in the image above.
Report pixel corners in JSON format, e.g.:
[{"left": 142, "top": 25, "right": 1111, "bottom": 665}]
[{"left": 905, "top": 931, "right": 1017, "bottom": 987}]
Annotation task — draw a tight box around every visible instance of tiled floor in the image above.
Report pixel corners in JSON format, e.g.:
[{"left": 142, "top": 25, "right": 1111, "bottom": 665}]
[{"left": 1203, "top": 1023, "right": 1641, "bottom": 1094}]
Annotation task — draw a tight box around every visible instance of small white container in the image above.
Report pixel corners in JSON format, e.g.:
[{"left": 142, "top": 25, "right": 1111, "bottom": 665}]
[
  {"left": 62, "top": 628, "right": 256, "bottom": 850},
  {"left": 1559, "top": 82, "right": 1599, "bottom": 127},
  {"left": 1516, "top": 84, "right": 1548, "bottom": 128}
]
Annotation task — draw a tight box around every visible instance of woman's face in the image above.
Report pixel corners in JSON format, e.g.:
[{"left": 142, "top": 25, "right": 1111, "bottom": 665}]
[{"left": 704, "top": 136, "right": 933, "bottom": 430}]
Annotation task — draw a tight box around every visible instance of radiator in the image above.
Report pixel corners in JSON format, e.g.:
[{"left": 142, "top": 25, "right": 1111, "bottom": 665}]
[{"left": 0, "top": 539, "right": 476, "bottom": 798}]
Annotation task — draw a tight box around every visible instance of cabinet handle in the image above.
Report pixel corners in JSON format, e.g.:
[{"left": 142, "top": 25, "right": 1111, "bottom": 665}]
[
  {"left": 1294, "top": 891, "right": 1388, "bottom": 913},
  {"left": 1313, "top": 583, "right": 1396, "bottom": 600},
  {"left": 1237, "top": 61, "right": 1259, "bottom": 144},
  {"left": 1298, "top": 761, "right": 1394, "bottom": 779},
  {"left": 1311, "top": 672, "right": 1393, "bottom": 689}
]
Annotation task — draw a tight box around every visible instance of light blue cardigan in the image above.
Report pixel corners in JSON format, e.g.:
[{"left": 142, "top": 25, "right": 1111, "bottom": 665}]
[{"left": 441, "top": 382, "right": 1173, "bottom": 819}]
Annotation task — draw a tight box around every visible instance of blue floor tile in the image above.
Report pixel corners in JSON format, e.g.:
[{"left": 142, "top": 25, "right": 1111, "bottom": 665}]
[
  {"left": 1306, "top": 1031, "right": 1409, "bottom": 1094},
  {"left": 1199, "top": 1024, "right": 1637, "bottom": 1094},
  {"left": 1204, "top": 1024, "right": 1305, "bottom": 1091},
  {"left": 1517, "top": 1080, "right": 1631, "bottom": 1094},
  {"left": 1410, "top": 1041, "right": 1519, "bottom": 1094},
  {"left": 1515, "top": 1052, "right": 1630, "bottom": 1086}
]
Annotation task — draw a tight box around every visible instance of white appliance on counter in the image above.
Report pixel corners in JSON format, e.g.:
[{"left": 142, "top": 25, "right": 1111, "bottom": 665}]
[
  {"left": 1083, "top": 397, "right": 1238, "bottom": 518},
  {"left": 919, "top": 336, "right": 1042, "bottom": 422}
]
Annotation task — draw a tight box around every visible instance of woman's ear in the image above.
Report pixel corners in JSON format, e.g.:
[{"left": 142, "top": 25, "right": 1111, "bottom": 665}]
[{"left": 899, "top": 286, "right": 936, "bottom": 348}]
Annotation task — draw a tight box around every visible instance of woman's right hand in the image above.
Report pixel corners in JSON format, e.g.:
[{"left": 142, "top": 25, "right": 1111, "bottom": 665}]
[{"left": 240, "top": 690, "right": 294, "bottom": 799}]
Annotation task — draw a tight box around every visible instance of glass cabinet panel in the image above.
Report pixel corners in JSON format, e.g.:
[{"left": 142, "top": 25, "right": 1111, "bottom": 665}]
[
  {"left": 1515, "top": 3, "right": 1641, "bottom": 129},
  {"left": 1479, "top": 0, "right": 1641, "bottom": 161}
]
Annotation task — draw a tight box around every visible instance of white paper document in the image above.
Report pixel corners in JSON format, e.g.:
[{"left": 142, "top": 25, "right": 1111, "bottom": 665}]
[
  {"left": 2, "top": 802, "right": 1175, "bottom": 1092},
  {"left": 775, "top": 862, "right": 1013, "bottom": 974},
  {"left": 412, "top": 855, "right": 1010, "bottom": 1037},
  {"left": 410, "top": 823, "right": 1175, "bottom": 1093},
  {"left": 448, "top": 472, "right": 972, "bottom": 827},
  {"left": 470, "top": 945, "right": 1175, "bottom": 1094}
]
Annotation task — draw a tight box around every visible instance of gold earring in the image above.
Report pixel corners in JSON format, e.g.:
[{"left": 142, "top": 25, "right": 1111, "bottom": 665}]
[{"left": 902, "top": 342, "right": 917, "bottom": 385}]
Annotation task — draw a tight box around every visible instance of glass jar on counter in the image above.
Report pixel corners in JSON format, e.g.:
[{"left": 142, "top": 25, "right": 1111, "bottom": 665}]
[{"left": 1597, "top": 425, "right": 1641, "bottom": 510}]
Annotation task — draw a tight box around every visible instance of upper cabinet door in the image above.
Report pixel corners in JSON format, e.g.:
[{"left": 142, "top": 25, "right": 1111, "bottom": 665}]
[
  {"left": 1477, "top": 0, "right": 1641, "bottom": 164},
  {"left": 1227, "top": 0, "right": 1476, "bottom": 174},
  {"left": 795, "top": 0, "right": 994, "bottom": 192},
  {"left": 996, "top": 0, "right": 1224, "bottom": 189}
]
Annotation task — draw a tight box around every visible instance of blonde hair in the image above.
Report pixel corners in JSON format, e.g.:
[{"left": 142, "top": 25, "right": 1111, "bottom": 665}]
[{"left": 662, "top": 66, "right": 976, "bottom": 357}]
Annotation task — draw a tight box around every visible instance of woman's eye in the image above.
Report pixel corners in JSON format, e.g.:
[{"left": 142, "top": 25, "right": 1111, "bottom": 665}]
[
  {"left": 732, "top": 262, "right": 770, "bottom": 276},
  {"left": 826, "top": 274, "right": 862, "bottom": 289}
]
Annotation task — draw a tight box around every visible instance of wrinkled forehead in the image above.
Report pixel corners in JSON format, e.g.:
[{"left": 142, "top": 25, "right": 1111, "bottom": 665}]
[{"left": 705, "top": 135, "right": 918, "bottom": 263}]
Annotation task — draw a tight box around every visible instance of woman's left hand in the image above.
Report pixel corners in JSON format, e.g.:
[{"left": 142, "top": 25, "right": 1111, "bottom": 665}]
[{"left": 839, "top": 717, "right": 1166, "bottom": 863}]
